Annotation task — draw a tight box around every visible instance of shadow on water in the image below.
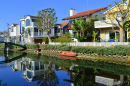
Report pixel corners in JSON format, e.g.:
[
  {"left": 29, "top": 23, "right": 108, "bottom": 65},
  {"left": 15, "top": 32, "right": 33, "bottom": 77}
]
[
  {"left": 1, "top": 51, "right": 130, "bottom": 86},
  {"left": 0, "top": 80, "right": 7, "bottom": 86}
]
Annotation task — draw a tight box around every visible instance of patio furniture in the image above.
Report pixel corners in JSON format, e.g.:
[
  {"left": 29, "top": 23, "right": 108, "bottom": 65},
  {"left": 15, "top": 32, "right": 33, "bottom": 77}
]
[
  {"left": 109, "top": 39, "right": 113, "bottom": 42},
  {"left": 102, "top": 40, "right": 105, "bottom": 42}
]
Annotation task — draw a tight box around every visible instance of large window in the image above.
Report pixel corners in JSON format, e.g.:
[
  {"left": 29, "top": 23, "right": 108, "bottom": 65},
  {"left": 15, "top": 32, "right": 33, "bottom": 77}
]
[
  {"left": 115, "top": 13, "right": 121, "bottom": 20},
  {"left": 26, "top": 19, "right": 30, "bottom": 26},
  {"left": 32, "top": 19, "right": 36, "bottom": 22},
  {"left": 11, "top": 26, "right": 14, "bottom": 32},
  {"left": 55, "top": 27, "right": 60, "bottom": 33}
]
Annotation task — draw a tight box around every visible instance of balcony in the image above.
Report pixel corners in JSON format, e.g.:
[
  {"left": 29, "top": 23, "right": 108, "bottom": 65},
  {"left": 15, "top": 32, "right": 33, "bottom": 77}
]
[
  {"left": 31, "top": 32, "right": 54, "bottom": 37},
  {"left": 55, "top": 33, "right": 63, "bottom": 36},
  {"left": 94, "top": 19, "right": 119, "bottom": 28}
]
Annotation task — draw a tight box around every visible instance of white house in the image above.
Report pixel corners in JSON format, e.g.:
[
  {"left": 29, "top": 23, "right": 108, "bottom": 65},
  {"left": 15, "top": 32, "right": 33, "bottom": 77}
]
[
  {"left": 9, "top": 23, "right": 20, "bottom": 42},
  {"left": 0, "top": 31, "right": 9, "bottom": 41},
  {"left": 20, "top": 15, "right": 70, "bottom": 44}
]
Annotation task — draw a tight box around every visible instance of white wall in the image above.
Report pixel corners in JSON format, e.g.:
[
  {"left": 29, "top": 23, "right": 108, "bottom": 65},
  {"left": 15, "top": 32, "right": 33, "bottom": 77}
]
[
  {"left": 10, "top": 25, "right": 17, "bottom": 37},
  {"left": 70, "top": 9, "right": 77, "bottom": 16}
]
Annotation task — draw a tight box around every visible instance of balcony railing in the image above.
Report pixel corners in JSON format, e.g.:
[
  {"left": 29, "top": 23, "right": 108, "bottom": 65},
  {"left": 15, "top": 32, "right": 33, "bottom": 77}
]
[
  {"left": 94, "top": 19, "right": 119, "bottom": 28},
  {"left": 33, "top": 32, "right": 44, "bottom": 36}
]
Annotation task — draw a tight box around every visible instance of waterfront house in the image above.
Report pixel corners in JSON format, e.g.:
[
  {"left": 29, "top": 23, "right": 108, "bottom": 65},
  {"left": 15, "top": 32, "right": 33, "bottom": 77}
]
[
  {"left": 0, "top": 31, "right": 9, "bottom": 41},
  {"left": 20, "top": 15, "right": 69, "bottom": 44},
  {"left": 9, "top": 23, "right": 20, "bottom": 42},
  {"left": 62, "top": 7, "right": 107, "bottom": 36},
  {"left": 94, "top": 0, "right": 130, "bottom": 42},
  {"left": 55, "top": 21, "right": 69, "bottom": 36}
]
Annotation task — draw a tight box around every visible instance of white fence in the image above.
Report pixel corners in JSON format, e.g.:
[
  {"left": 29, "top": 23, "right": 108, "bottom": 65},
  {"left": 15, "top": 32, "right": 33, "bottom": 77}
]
[{"left": 49, "top": 42, "right": 130, "bottom": 47}]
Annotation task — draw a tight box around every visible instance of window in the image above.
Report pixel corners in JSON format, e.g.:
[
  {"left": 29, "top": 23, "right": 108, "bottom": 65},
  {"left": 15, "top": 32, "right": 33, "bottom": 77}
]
[
  {"left": 115, "top": 13, "right": 121, "bottom": 20},
  {"left": 32, "top": 19, "right": 36, "bottom": 22},
  {"left": 26, "top": 19, "right": 30, "bottom": 26},
  {"left": 50, "top": 29, "right": 51, "bottom": 34},
  {"left": 11, "top": 26, "right": 14, "bottom": 32},
  {"left": 21, "top": 21, "right": 24, "bottom": 24}
]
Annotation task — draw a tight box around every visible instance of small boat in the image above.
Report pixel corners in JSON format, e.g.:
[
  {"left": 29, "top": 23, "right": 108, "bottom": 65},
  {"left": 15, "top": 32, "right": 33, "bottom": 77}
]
[
  {"left": 59, "top": 56, "right": 76, "bottom": 60},
  {"left": 59, "top": 51, "right": 76, "bottom": 57}
]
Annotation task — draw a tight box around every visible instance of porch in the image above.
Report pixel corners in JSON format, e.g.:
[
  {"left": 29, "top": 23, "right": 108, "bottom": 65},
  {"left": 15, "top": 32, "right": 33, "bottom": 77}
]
[{"left": 95, "top": 20, "right": 128, "bottom": 42}]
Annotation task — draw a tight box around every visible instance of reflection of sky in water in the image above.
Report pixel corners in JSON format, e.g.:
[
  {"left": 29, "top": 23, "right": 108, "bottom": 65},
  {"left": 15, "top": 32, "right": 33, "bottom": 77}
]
[
  {"left": 0, "top": 57, "right": 5, "bottom": 61},
  {"left": 0, "top": 67, "right": 71, "bottom": 86}
]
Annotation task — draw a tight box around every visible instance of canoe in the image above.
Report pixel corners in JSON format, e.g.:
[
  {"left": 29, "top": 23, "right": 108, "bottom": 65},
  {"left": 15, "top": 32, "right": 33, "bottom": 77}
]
[
  {"left": 59, "top": 51, "right": 76, "bottom": 57},
  {"left": 59, "top": 56, "right": 76, "bottom": 60}
]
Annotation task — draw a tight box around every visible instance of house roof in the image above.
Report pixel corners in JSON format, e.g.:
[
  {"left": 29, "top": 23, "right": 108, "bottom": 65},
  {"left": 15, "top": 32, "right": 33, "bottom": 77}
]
[
  {"left": 10, "top": 24, "right": 18, "bottom": 26},
  {"left": 56, "top": 21, "right": 69, "bottom": 27},
  {"left": 62, "top": 7, "right": 107, "bottom": 20}
]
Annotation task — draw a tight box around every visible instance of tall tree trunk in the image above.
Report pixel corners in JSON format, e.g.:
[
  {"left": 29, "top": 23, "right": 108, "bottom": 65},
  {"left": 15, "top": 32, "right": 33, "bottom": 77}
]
[
  {"left": 120, "top": 0, "right": 125, "bottom": 42},
  {"left": 120, "top": 28, "right": 124, "bottom": 42},
  {"left": 47, "top": 35, "right": 51, "bottom": 43}
]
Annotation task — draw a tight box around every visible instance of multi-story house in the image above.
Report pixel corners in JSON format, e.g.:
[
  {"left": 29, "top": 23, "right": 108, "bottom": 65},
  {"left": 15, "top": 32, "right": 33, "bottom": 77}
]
[
  {"left": 94, "top": 0, "right": 130, "bottom": 42},
  {"left": 0, "top": 31, "right": 9, "bottom": 41},
  {"left": 20, "top": 15, "right": 69, "bottom": 44},
  {"left": 11, "top": 57, "right": 55, "bottom": 82},
  {"left": 62, "top": 7, "right": 107, "bottom": 36},
  {"left": 9, "top": 23, "right": 20, "bottom": 42}
]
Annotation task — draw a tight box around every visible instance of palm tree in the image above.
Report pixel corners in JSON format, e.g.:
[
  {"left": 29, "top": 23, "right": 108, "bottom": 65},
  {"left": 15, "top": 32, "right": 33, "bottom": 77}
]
[{"left": 92, "top": 31, "right": 98, "bottom": 42}]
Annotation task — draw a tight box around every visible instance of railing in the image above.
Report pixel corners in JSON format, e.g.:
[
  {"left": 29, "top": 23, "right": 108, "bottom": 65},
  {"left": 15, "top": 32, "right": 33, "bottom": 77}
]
[
  {"left": 31, "top": 32, "right": 44, "bottom": 36},
  {"left": 94, "top": 19, "right": 119, "bottom": 28},
  {"left": 49, "top": 42, "right": 130, "bottom": 47},
  {"left": 55, "top": 33, "right": 63, "bottom": 36}
]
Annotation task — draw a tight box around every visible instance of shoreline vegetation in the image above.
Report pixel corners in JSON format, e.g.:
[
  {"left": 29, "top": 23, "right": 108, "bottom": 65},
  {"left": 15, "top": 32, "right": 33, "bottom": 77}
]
[
  {"left": 0, "top": 50, "right": 130, "bottom": 76},
  {"left": 0, "top": 43, "right": 130, "bottom": 65}
]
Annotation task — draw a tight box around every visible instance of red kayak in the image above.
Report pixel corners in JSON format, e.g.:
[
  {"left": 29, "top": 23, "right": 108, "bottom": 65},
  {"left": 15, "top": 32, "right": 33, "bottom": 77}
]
[
  {"left": 59, "top": 51, "right": 77, "bottom": 57},
  {"left": 59, "top": 56, "right": 76, "bottom": 60}
]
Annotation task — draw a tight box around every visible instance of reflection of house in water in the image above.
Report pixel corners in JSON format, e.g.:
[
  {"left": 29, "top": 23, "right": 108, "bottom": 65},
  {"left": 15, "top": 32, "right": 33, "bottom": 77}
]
[
  {"left": 95, "top": 71, "right": 128, "bottom": 86},
  {"left": 11, "top": 57, "right": 55, "bottom": 82}
]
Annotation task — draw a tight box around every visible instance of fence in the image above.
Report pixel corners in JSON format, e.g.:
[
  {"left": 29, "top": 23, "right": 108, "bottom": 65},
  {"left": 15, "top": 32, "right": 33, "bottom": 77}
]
[{"left": 49, "top": 42, "right": 130, "bottom": 47}]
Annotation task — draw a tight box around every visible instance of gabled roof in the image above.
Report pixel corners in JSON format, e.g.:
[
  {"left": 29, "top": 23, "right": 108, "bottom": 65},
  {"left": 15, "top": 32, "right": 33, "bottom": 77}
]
[
  {"left": 62, "top": 7, "right": 107, "bottom": 20},
  {"left": 56, "top": 21, "right": 69, "bottom": 27},
  {"left": 10, "top": 24, "right": 18, "bottom": 26}
]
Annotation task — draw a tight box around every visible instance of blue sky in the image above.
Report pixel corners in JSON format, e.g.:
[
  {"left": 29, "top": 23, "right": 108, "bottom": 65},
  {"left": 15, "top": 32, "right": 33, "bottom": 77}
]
[{"left": 0, "top": 0, "right": 121, "bottom": 31}]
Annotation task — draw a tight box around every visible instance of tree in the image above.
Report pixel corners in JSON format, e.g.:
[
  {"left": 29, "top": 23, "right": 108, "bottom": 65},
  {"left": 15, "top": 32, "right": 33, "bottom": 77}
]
[
  {"left": 72, "top": 18, "right": 88, "bottom": 36},
  {"left": 92, "top": 31, "right": 98, "bottom": 42},
  {"left": 37, "top": 62, "right": 59, "bottom": 86},
  {"left": 72, "top": 17, "right": 98, "bottom": 42},
  {"left": 100, "top": 0, "right": 130, "bottom": 42},
  {"left": 36, "top": 8, "right": 58, "bottom": 42}
]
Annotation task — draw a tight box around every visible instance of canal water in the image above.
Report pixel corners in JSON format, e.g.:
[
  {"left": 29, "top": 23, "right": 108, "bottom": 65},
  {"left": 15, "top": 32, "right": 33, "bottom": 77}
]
[{"left": 0, "top": 51, "right": 130, "bottom": 86}]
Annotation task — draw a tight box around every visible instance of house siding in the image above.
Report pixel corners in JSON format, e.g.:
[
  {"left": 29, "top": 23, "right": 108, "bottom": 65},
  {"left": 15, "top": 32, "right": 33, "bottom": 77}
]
[{"left": 100, "top": 27, "right": 119, "bottom": 40}]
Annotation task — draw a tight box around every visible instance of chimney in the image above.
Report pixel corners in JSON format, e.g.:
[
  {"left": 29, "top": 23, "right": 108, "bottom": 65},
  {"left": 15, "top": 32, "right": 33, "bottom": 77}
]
[{"left": 70, "top": 8, "right": 77, "bottom": 16}]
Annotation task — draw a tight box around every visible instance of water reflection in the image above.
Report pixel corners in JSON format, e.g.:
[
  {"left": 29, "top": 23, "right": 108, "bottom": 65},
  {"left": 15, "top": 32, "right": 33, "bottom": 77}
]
[
  {"left": 0, "top": 80, "right": 7, "bottom": 86},
  {"left": 1, "top": 51, "right": 130, "bottom": 86}
]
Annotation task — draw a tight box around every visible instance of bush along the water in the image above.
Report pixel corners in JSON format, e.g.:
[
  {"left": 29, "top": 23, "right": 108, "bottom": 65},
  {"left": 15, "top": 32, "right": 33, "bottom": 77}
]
[
  {"left": 59, "top": 46, "right": 71, "bottom": 51},
  {"left": 0, "top": 43, "right": 5, "bottom": 48},
  {"left": 25, "top": 44, "right": 130, "bottom": 56},
  {"left": 26, "top": 44, "right": 39, "bottom": 49}
]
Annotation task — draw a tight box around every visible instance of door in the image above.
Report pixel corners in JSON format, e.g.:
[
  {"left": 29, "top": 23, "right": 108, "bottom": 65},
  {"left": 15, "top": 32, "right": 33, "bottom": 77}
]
[{"left": 34, "top": 39, "right": 43, "bottom": 44}]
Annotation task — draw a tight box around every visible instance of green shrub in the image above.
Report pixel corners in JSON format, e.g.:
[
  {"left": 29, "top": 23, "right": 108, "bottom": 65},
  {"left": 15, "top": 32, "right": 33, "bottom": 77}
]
[
  {"left": 59, "top": 46, "right": 71, "bottom": 51},
  {"left": 43, "top": 37, "right": 49, "bottom": 43},
  {"left": 0, "top": 43, "right": 5, "bottom": 48},
  {"left": 26, "top": 44, "right": 39, "bottom": 49},
  {"left": 114, "top": 46, "right": 130, "bottom": 56},
  {"left": 40, "top": 44, "right": 47, "bottom": 50}
]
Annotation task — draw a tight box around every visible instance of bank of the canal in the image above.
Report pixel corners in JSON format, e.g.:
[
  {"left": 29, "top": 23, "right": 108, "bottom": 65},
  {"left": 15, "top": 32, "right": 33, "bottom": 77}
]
[{"left": 1, "top": 44, "right": 130, "bottom": 65}]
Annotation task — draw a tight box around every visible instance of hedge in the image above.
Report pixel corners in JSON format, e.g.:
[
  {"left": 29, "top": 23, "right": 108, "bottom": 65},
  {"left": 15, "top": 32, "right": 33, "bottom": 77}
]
[
  {"left": 0, "top": 43, "right": 5, "bottom": 48},
  {"left": 25, "top": 44, "right": 130, "bottom": 56},
  {"left": 26, "top": 44, "right": 39, "bottom": 49}
]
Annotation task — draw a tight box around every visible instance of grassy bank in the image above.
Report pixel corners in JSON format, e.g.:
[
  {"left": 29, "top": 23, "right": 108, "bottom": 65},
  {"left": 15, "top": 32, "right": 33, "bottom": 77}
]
[{"left": 25, "top": 44, "right": 130, "bottom": 58}]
